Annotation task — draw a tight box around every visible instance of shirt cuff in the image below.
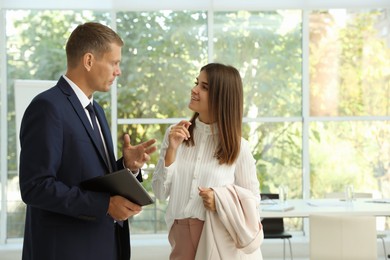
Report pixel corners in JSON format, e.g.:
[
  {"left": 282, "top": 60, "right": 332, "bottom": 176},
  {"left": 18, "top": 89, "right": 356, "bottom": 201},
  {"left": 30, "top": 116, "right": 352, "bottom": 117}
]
[
  {"left": 131, "top": 168, "right": 140, "bottom": 177},
  {"left": 122, "top": 159, "right": 140, "bottom": 176}
]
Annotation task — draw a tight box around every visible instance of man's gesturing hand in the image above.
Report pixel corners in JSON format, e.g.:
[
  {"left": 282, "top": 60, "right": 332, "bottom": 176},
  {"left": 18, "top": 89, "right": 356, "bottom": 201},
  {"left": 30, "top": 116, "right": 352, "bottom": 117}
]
[{"left": 122, "top": 134, "right": 157, "bottom": 172}]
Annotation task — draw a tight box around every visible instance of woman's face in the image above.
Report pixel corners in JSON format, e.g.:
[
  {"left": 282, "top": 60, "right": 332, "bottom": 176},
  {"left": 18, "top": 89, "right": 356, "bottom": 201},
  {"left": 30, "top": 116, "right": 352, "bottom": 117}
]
[{"left": 188, "top": 70, "right": 211, "bottom": 123}]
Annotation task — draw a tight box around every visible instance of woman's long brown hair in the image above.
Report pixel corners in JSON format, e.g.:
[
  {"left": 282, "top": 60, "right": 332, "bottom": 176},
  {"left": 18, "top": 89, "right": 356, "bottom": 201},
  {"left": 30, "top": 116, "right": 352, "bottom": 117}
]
[{"left": 184, "top": 63, "right": 243, "bottom": 165}]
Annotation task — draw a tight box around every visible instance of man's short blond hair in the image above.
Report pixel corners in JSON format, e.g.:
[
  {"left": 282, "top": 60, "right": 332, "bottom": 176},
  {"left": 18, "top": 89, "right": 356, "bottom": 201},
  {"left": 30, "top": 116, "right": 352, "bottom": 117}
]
[{"left": 66, "top": 22, "right": 124, "bottom": 68}]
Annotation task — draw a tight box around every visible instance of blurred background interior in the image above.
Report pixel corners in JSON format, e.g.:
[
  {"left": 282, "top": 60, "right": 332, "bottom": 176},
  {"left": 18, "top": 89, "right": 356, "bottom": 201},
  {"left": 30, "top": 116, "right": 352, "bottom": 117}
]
[{"left": 0, "top": 0, "right": 389, "bottom": 259}]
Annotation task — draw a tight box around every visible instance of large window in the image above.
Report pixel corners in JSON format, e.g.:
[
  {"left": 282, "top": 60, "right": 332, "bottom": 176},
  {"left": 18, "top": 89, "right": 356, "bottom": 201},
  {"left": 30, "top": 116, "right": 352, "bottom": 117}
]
[
  {"left": 1, "top": 1, "right": 389, "bottom": 242},
  {"left": 309, "top": 10, "right": 390, "bottom": 200}
]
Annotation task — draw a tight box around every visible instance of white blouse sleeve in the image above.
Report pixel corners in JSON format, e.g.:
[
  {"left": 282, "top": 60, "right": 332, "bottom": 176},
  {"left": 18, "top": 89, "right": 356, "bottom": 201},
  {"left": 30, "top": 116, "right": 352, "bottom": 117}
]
[
  {"left": 234, "top": 138, "right": 261, "bottom": 203},
  {"left": 152, "top": 125, "right": 176, "bottom": 200}
]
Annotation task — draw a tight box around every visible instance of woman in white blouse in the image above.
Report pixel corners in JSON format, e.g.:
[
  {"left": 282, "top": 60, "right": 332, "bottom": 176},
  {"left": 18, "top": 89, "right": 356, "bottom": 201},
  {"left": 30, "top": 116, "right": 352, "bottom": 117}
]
[{"left": 152, "top": 63, "right": 261, "bottom": 260}]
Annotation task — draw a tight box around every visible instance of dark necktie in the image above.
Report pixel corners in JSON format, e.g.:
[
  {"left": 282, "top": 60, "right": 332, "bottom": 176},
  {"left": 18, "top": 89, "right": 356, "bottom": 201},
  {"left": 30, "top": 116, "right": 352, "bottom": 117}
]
[
  {"left": 87, "top": 103, "right": 119, "bottom": 226},
  {"left": 86, "top": 103, "right": 112, "bottom": 172}
]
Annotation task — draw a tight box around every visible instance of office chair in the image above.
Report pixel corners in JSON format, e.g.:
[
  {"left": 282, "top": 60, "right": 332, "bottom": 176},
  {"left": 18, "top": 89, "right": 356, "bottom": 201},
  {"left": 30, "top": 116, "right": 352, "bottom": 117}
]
[
  {"left": 325, "top": 192, "right": 388, "bottom": 259},
  {"left": 260, "top": 193, "right": 293, "bottom": 260}
]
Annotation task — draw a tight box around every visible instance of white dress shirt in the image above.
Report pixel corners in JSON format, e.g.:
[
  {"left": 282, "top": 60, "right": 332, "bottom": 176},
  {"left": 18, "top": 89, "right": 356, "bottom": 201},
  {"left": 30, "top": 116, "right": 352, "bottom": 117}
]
[{"left": 152, "top": 118, "right": 260, "bottom": 231}]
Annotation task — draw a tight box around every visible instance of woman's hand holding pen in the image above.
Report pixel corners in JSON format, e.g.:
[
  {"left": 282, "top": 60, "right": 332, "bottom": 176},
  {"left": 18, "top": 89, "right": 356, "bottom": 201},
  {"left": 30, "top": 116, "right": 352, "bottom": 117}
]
[
  {"left": 164, "top": 120, "right": 191, "bottom": 166},
  {"left": 168, "top": 120, "right": 191, "bottom": 149}
]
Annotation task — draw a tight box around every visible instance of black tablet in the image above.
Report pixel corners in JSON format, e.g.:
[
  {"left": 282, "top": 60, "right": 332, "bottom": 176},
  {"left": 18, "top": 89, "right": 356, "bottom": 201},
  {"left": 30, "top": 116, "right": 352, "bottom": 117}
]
[{"left": 81, "top": 168, "right": 154, "bottom": 206}]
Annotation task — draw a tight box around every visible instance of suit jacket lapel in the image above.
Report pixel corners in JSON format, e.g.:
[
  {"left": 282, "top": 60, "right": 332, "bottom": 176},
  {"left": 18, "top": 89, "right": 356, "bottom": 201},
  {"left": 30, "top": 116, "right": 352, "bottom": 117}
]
[{"left": 57, "top": 77, "right": 113, "bottom": 172}]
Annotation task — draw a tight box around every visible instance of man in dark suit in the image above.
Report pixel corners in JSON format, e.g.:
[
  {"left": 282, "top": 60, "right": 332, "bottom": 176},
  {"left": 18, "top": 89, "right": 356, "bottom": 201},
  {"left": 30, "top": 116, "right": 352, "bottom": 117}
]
[{"left": 19, "top": 22, "right": 156, "bottom": 260}]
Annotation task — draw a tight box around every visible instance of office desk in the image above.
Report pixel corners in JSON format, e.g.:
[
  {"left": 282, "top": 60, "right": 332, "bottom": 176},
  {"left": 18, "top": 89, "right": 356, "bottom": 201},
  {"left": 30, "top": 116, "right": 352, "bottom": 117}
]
[{"left": 259, "top": 199, "right": 390, "bottom": 218}]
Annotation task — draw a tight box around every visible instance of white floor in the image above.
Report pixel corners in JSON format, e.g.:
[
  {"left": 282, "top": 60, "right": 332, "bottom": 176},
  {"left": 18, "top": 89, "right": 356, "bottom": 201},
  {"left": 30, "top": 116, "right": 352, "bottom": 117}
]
[{"left": 1, "top": 234, "right": 388, "bottom": 260}]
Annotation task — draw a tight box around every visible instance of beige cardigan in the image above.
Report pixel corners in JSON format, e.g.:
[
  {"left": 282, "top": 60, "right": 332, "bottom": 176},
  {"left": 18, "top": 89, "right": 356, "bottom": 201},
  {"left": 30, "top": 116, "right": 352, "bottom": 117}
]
[{"left": 195, "top": 185, "right": 263, "bottom": 260}]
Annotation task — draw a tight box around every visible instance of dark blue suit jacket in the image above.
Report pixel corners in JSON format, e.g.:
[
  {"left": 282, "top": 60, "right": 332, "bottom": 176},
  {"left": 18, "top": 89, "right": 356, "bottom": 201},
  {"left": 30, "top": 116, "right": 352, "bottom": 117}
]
[{"left": 19, "top": 76, "right": 136, "bottom": 260}]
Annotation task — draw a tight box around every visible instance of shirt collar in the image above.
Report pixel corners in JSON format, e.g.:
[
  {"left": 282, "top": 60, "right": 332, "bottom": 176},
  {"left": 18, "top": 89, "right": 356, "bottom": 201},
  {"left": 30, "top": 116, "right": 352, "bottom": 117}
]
[
  {"left": 62, "top": 75, "right": 93, "bottom": 108},
  {"left": 195, "top": 118, "right": 218, "bottom": 135}
]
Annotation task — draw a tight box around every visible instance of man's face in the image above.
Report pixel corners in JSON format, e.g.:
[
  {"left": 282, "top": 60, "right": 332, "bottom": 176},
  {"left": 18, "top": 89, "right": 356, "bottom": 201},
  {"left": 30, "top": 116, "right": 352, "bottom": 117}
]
[{"left": 88, "top": 43, "right": 122, "bottom": 93}]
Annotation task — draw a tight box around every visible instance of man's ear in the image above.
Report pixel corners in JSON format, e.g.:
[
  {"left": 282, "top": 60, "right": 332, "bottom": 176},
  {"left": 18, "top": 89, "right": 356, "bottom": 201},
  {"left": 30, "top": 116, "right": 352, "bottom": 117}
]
[{"left": 83, "top": 53, "right": 94, "bottom": 71}]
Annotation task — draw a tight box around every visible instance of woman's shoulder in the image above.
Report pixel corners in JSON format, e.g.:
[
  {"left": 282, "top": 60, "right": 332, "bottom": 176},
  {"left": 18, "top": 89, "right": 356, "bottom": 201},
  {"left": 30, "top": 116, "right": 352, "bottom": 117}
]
[
  {"left": 239, "top": 137, "right": 254, "bottom": 155},
  {"left": 240, "top": 137, "right": 250, "bottom": 146}
]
